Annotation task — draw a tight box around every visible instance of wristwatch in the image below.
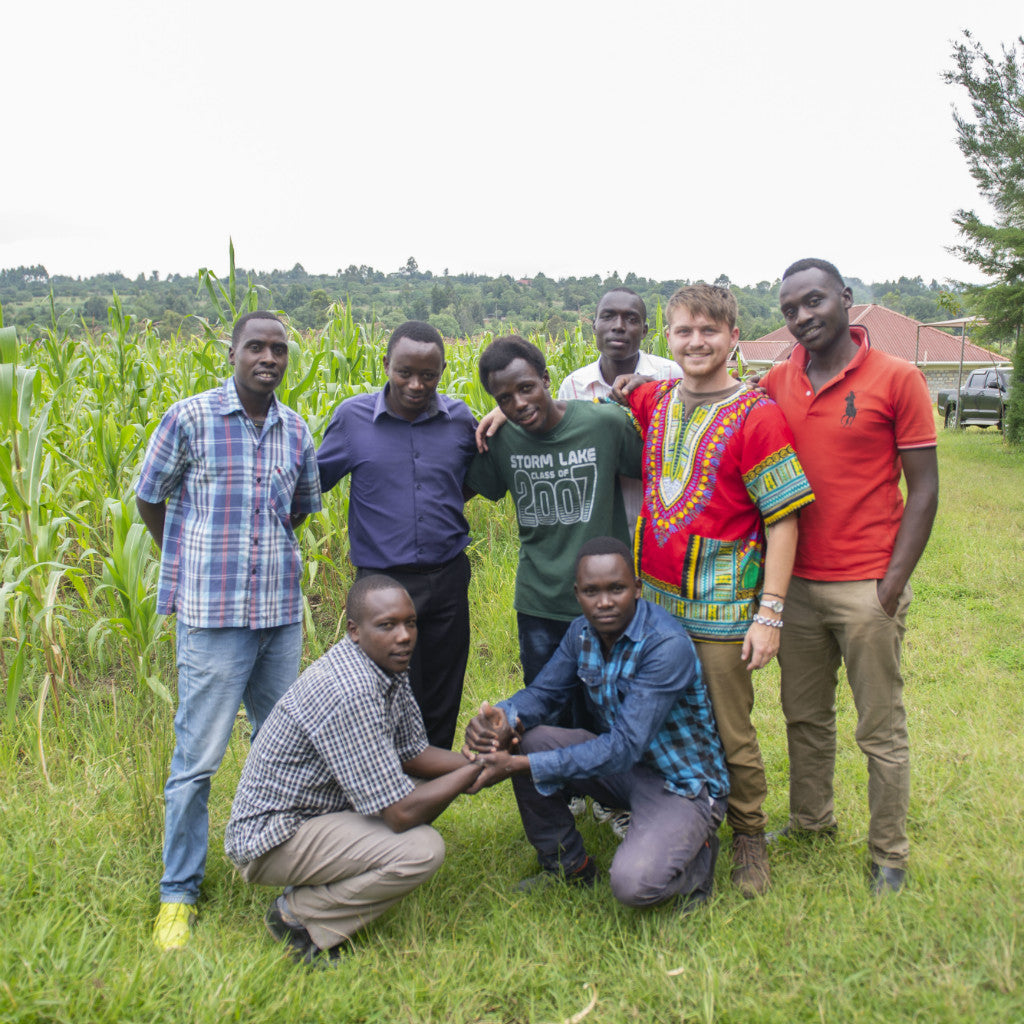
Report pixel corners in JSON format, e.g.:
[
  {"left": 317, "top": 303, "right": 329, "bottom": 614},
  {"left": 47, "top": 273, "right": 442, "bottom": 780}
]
[{"left": 760, "top": 597, "right": 785, "bottom": 614}]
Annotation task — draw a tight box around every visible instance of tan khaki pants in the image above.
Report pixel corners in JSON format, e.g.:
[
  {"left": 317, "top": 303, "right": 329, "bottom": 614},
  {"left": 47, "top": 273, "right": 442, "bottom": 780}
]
[
  {"left": 238, "top": 811, "right": 445, "bottom": 950},
  {"left": 693, "top": 641, "right": 768, "bottom": 835},
  {"left": 778, "top": 577, "right": 911, "bottom": 869}
]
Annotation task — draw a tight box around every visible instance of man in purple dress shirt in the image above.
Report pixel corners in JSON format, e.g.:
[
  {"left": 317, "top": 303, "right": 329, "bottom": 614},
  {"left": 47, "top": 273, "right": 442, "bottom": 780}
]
[{"left": 317, "top": 321, "right": 478, "bottom": 750}]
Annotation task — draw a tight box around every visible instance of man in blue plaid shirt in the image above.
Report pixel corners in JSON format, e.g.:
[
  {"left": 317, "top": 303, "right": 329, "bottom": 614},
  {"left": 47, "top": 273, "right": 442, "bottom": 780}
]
[
  {"left": 465, "top": 537, "right": 728, "bottom": 908},
  {"left": 135, "top": 311, "right": 322, "bottom": 951}
]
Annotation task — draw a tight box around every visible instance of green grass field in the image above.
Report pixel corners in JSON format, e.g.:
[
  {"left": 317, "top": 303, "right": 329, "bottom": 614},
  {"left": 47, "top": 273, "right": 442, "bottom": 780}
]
[{"left": 2, "top": 420, "right": 1022, "bottom": 1023}]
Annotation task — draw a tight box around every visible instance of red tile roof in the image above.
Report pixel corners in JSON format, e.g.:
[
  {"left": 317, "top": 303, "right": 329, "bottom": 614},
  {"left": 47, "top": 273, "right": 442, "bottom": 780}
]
[{"left": 740, "top": 304, "right": 1009, "bottom": 366}]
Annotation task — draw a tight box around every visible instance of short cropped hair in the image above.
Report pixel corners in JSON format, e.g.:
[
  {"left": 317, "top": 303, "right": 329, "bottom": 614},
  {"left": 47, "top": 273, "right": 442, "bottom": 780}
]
[
  {"left": 387, "top": 320, "right": 445, "bottom": 358},
  {"left": 782, "top": 258, "right": 845, "bottom": 290},
  {"left": 231, "top": 310, "right": 285, "bottom": 345},
  {"left": 574, "top": 536, "right": 634, "bottom": 575},
  {"left": 345, "top": 574, "right": 408, "bottom": 625},
  {"left": 665, "top": 283, "right": 738, "bottom": 332},
  {"left": 478, "top": 335, "right": 547, "bottom": 394},
  {"left": 598, "top": 287, "right": 647, "bottom": 323}
]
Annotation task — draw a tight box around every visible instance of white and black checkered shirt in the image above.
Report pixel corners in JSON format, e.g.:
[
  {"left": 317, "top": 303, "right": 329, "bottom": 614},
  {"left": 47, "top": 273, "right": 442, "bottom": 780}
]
[{"left": 224, "top": 636, "right": 428, "bottom": 864}]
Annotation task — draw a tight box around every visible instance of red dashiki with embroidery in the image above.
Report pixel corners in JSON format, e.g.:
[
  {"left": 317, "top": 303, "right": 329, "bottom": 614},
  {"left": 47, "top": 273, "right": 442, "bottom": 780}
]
[{"left": 627, "top": 380, "right": 814, "bottom": 642}]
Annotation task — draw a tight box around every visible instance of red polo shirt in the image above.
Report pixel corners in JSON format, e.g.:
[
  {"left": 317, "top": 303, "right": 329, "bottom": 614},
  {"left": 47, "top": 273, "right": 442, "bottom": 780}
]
[{"left": 762, "top": 326, "right": 936, "bottom": 580}]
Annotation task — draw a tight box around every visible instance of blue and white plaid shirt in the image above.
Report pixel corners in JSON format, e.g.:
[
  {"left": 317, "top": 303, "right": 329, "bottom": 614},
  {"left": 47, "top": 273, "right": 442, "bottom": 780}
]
[
  {"left": 224, "top": 636, "right": 429, "bottom": 865},
  {"left": 498, "top": 599, "right": 728, "bottom": 800},
  {"left": 135, "top": 378, "right": 321, "bottom": 629}
]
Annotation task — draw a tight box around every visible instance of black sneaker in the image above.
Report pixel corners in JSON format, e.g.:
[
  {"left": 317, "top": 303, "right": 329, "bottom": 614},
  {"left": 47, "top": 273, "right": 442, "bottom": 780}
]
[
  {"left": 516, "top": 855, "right": 598, "bottom": 893},
  {"left": 869, "top": 861, "right": 906, "bottom": 895},
  {"left": 264, "top": 896, "right": 319, "bottom": 965},
  {"left": 679, "top": 835, "right": 719, "bottom": 916}
]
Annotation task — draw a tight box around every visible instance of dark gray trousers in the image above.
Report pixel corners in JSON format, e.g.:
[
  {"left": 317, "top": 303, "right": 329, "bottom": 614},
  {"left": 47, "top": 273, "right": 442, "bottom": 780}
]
[{"left": 512, "top": 725, "right": 725, "bottom": 906}]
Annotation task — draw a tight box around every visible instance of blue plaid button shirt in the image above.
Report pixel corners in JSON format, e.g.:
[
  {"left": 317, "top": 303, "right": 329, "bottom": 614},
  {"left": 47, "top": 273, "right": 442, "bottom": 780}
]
[
  {"left": 224, "top": 636, "right": 429, "bottom": 864},
  {"left": 498, "top": 599, "right": 728, "bottom": 800},
  {"left": 135, "top": 378, "right": 322, "bottom": 629}
]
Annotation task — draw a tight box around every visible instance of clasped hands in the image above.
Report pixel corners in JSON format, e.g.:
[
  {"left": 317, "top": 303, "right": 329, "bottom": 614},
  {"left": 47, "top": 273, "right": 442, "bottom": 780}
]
[{"left": 461, "top": 701, "right": 527, "bottom": 794}]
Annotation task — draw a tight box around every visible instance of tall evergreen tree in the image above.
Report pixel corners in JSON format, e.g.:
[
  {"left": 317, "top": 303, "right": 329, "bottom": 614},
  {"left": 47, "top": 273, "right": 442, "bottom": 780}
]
[{"left": 945, "top": 31, "right": 1024, "bottom": 441}]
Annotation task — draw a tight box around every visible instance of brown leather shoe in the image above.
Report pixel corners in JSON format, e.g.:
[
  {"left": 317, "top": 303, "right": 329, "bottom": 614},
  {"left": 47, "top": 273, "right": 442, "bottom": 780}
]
[{"left": 731, "top": 832, "right": 771, "bottom": 898}]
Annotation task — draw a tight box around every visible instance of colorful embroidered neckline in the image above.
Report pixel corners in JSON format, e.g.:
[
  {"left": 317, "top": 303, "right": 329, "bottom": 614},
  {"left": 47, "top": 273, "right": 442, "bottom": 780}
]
[{"left": 645, "top": 382, "right": 760, "bottom": 545}]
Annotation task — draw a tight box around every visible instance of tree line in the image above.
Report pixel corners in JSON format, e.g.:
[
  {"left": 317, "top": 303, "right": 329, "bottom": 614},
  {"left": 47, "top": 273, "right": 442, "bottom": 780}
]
[{"left": 0, "top": 259, "right": 958, "bottom": 342}]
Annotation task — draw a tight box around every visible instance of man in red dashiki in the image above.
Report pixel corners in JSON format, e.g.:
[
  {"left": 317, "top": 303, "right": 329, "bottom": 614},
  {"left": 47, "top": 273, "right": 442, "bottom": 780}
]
[{"left": 620, "top": 284, "right": 814, "bottom": 898}]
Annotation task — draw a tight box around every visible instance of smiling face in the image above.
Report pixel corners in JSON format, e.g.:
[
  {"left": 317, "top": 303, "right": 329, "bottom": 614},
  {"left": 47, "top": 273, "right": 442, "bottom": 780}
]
[
  {"left": 487, "top": 358, "right": 560, "bottom": 434},
  {"left": 665, "top": 306, "right": 738, "bottom": 390},
  {"left": 229, "top": 318, "right": 289, "bottom": 413},
  {"left": 594, "top": 290, "right": 648, "bottom": 366},
  {"left": 574, "top": 552, "right": 641, "bottom": 650},
  {"left": 779, "top": 267, "right": 853, "bottom": 357},
  {"left": 383, "top": 336, "right": 445, "bottom": 421},
  {"left": 347, "top": 587, "right": 418, "bottom": 675}
]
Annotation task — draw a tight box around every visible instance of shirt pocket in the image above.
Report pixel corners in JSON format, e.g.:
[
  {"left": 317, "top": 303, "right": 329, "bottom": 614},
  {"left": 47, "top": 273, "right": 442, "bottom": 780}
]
[
  {"left": 681, "top": 532, "right": 764, "bottom": 607},
  {"left": 268, "top": 462, "right": 302, "bottom": 530}
]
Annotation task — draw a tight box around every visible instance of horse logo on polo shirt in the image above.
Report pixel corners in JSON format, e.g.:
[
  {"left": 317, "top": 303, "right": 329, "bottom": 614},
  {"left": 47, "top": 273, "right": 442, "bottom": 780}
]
[{"left": 841, "top": 391, "right": 857, "bottom": 427}]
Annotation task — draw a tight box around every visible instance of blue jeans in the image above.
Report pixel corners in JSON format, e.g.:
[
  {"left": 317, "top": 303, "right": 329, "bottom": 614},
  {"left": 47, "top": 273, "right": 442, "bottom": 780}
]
[
  {"left": 517, "top": 612, "right": 592, "bottom": 730},
  {"left": 516, "top": 612, "right": 570, "bottom": 685},
  {"left": 160, "top": 620, "right": 302, "bottom": 903}
]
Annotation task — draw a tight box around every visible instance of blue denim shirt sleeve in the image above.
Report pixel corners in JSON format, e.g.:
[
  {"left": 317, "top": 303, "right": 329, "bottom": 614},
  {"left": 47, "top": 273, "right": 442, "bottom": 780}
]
[
  {"left": 526, "top": 629, "right": 693, "bottom": 796},
  {"left": 495, "top": 620, "right": 585, "bottom": 733}
]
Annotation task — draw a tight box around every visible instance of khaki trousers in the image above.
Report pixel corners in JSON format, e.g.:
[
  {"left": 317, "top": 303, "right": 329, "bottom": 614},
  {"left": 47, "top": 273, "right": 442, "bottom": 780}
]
[
  {"left": 238, "top": 811, "right": 445, "bottom": 950},
  {"left": 693, "top": 641, "right": 768, "bottom": 834},
  {"left": 778, "top": 577, "right": 911, "bottom": 869}
]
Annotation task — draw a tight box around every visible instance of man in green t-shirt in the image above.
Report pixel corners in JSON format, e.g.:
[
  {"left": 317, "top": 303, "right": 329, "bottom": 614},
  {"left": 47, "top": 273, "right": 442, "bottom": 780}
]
[{"left": 466, "top": 336, "right": 642, "bottom": 688}]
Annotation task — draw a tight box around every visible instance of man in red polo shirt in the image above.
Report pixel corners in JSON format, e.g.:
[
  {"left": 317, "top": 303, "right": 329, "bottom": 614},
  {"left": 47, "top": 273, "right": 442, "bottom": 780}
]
[{"left": 762, "top": 259, "right": 938, "bottom": 894}]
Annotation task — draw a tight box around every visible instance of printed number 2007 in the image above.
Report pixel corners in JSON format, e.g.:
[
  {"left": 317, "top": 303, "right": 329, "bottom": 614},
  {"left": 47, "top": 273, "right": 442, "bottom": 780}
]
[{"left": 513, "top": 465, "right": 597, "bottom": 527}]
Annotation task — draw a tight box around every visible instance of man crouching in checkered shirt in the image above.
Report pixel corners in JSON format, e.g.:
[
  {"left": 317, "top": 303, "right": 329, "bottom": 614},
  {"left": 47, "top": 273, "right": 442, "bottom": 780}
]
[{"left": 225, "top": 575, "right": 485, "bottom": 965}]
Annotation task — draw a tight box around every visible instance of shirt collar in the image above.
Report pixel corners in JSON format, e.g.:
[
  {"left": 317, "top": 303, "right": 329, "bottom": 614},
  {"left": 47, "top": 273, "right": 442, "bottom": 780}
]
[
  {"left": 372, "top": 384, "right": 446, "bottom": 424},
  {"left": 580, "top": 598, "right": 649, "bottom": 653},
  {"left": 791, "top": 323, "right": 871, "bottom": 373},
  {"left": 580, "top": 353, "right": 661, "bottom": 389},
  {"left": 218, "top": 376, "right": 281, "bottom": 426},
  {"left": 343, "top": 636, "right": 408, "bottom": 693}
]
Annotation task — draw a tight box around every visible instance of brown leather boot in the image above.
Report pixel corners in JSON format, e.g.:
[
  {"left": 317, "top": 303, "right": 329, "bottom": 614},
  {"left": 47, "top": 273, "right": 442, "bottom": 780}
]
[{"left": 731, "top": 832, "right": 771, "bottom": 897}]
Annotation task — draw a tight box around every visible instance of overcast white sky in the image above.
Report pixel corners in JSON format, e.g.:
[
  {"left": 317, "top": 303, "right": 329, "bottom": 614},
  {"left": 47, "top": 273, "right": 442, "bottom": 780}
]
[{"left": 2, "top": 1, "right": 1020, "bottom": 287}]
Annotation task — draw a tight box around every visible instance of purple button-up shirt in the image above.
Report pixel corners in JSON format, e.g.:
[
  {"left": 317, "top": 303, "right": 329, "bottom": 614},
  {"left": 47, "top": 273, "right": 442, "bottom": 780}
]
[
  {"left": 135, "top": 378, "right": 321, "bottom": 629},
  {"left": 316, "top": 386, "right": 477, "bottom": 569}
]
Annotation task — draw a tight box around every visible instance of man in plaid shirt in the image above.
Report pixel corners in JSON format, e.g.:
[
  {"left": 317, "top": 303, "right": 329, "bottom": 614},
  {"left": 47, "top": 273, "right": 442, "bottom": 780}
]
[
  {"left": 465, "top": 537, "right": 729, "bottom": 909},
  {"left": 225, "top": 575, "right": 485, "bottom": 964},
  {"left": 135, "top": 311, "right": 322, "bottom": 951}
]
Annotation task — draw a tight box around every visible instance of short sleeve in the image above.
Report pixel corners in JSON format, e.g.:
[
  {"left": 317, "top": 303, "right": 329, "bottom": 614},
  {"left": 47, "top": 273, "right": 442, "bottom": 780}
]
[
  {"left": 292, "top": 427, "right": 323, "bottom": 515},
  {"left": 135, "top": 404, "right": 189, "bottom": 503},
  {"left": 465, "top": 449, "right": 509, "bottom": 501},
  {"left": 893, "top": 366, "right": 937, "bottom": 450}
]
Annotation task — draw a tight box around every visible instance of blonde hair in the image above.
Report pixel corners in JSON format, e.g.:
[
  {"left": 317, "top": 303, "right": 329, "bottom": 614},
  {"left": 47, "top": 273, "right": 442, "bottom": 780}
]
[{"left": 665, "top": 283, "right": 738, "bottom": 332}]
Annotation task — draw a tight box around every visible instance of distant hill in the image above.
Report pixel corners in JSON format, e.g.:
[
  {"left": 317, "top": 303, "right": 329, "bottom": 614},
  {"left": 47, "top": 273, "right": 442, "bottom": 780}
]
[{"left": 0, "top": 260, "right": 958, "bottom": 340}]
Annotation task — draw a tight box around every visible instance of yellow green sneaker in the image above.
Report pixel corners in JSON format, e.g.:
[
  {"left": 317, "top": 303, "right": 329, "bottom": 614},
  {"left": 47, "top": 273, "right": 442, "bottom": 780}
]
[{"left": 153, "top": 902, "right": 197, "bottom": 951}]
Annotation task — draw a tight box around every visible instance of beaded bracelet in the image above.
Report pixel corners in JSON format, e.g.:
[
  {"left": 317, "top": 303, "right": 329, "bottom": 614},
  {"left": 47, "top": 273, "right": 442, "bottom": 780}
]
[{"left": 752, "top": 613, "right": 783, "bottom": 629}]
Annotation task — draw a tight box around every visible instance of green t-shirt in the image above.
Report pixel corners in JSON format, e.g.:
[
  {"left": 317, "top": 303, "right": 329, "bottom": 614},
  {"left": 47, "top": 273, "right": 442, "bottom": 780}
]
[{"left": 466, "top": 401, "right": 642, "bottom": 620}]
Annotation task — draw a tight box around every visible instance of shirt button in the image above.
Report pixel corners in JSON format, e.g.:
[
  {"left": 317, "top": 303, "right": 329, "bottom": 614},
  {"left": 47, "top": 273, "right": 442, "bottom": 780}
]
[
  {"left": 805, "top": 390, "right": 811, "bottom": 397},
  {"left": 414, "top": 452, "right": 420, "bottom": 459},
  {"left": 257, "top": 476, "right": 261, "bottom": 482},
  {"left": 418, "top": 516, "right": 424, "bottom": 522},
  {"left": 416, "top": 483, "right": 422, "bottom": 490}
]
